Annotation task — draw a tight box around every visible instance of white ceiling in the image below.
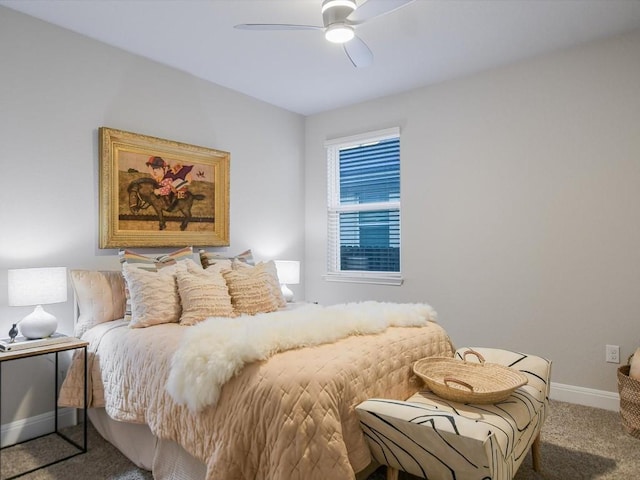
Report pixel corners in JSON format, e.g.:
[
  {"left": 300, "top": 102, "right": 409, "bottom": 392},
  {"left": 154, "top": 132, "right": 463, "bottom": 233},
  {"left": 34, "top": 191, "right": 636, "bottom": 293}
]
[{"left": 3, "top": 0, "right": 640, "bottom": 115}]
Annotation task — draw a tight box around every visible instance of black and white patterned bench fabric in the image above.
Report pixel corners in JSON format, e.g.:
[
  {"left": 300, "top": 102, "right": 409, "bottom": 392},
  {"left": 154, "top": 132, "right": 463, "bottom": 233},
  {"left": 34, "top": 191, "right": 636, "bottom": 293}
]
[{"left": 356, "top": 347, "right": 552, "bottom": 480}]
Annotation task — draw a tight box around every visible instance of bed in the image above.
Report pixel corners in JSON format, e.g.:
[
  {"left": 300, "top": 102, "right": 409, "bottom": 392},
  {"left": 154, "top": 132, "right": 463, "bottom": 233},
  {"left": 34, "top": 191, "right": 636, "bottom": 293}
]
[{"left": 58, "top": 259, "right": 454, "bottom": 480}]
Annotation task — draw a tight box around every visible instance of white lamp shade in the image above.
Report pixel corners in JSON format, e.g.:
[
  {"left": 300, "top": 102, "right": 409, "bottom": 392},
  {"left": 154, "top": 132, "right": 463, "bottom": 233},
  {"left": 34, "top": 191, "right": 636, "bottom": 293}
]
[
  {"left": 7, "top": 267, "right": 67, "bottom": 339},
  {"left": 8, "top": 267, "right": 68, "bottom": 306},
  {"left": 274, "top": 261, "right": 300, "bottom": 285}
]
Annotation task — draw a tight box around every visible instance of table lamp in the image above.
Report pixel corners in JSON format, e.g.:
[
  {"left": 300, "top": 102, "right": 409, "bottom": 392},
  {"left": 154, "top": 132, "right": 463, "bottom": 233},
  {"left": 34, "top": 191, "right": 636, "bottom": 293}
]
[
  {"left": 274, "top": 260, "right": 300, "bottom": 303},
  {"left": 7, "top": 267, "right": 67, "bottom": 339}
]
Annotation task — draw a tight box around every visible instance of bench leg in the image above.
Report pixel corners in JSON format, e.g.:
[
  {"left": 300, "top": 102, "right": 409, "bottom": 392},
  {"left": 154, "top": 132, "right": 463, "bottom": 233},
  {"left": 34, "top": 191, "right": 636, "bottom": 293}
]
[
  {"left": 386, "top": 466, "right": 399, "bottom": 480},
  {"left": 532, "top": 433, "right": 542, "bottom": 472}
]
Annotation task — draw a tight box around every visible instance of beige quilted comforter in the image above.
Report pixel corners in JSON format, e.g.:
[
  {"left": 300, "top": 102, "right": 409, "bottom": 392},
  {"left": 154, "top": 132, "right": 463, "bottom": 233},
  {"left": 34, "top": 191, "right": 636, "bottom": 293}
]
[{"left": 59, "top": 317, "right": 453, "bottom": 480}]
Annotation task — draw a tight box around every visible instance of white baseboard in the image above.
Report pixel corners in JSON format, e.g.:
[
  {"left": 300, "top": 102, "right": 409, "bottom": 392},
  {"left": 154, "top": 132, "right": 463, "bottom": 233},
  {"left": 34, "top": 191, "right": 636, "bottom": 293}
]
[
  {"left": 1, "top": 408, "right": 77, "bottom": 448},
  {"left": 550, "top": 382, "right": 620, "bottom": 411}
]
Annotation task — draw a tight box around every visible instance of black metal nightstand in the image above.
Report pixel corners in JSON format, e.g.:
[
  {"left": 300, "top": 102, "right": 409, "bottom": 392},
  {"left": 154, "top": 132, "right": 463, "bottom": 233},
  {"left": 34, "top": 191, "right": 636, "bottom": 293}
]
[{"left": 0, "top": 338, "right": 88, "bottom": 479}]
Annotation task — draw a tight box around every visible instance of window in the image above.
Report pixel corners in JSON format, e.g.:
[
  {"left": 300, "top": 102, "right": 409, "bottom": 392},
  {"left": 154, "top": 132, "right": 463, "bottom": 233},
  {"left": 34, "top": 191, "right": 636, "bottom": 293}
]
[{"left": 325, "top": 127, "right": 402, "bottom": 285}]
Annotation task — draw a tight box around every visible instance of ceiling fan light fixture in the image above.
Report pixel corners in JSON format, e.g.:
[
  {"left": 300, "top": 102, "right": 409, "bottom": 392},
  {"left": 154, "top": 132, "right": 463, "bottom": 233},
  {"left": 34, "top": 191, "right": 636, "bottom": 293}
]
[
  {"left": 325, "top": 23, "right": 355, "bottom": 43},
  {"left": 321, "top": 0, "right": 357, "bottom": 14},
  {"left": 322, "top": 0, "right": 357, "bottom": 43}
]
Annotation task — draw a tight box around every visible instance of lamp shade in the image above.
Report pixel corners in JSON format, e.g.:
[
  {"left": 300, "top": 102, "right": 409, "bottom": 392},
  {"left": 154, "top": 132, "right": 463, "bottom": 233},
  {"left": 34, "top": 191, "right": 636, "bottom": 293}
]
[
  {"left": 8, "top": 267, "right": 68, "bottom": 307},
  {"left": 274, "top": 261, "right": 300, "bottom": 285}
]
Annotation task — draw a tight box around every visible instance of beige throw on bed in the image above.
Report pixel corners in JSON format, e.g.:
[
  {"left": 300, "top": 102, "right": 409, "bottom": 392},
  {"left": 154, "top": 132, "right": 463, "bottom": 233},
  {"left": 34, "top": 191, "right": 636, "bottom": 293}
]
[{"left": 59, "top": 304, "right": 454, "bottom": 480}]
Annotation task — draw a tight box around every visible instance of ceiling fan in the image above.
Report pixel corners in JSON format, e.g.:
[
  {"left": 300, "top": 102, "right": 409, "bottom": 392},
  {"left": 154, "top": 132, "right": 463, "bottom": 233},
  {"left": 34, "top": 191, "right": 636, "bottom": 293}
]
[{"left": 234, "top": 0, "right": 415, "bottom": 68}]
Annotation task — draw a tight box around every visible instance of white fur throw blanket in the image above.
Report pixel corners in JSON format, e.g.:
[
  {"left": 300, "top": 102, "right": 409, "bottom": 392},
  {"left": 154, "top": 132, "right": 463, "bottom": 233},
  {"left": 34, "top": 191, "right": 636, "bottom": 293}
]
[{"left": 167, "top": 301, "right": 437, "bottom": 411}]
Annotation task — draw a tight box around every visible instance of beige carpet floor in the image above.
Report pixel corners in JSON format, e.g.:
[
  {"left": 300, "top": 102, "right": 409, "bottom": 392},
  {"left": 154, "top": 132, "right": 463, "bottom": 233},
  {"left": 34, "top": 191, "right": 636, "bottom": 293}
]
[{"left": 1, "top": 400, "right": 638, "bottom": 479}]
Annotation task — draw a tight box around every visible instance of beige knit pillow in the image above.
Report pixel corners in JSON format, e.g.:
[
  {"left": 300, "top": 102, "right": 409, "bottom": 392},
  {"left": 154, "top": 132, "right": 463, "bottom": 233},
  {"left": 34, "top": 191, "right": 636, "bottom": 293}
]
[
  {"left": 176, "top": 269, "right": 234, "bottom": 325},
  {"left": 119, "top": 247, "right": 194, "bottom": 321},
  {"left": 223, "top": 267, "right": 280, "bottom": 315},
  {"left": 122, "top": 263, "right": 183, "bottom": 328},
  {"left": 233, "top": 260, "right": 286, "bottom": 308}
]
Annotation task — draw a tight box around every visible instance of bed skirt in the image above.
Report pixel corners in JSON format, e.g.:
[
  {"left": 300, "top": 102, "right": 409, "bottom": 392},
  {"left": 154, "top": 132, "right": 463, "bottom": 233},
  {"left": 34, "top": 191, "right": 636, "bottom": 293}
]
[
  {"left": 88, "top": 408, "right": 206, "bottom": 480},
  {"left": 88, "top": 409, "right": 379, "bottom": 480}
]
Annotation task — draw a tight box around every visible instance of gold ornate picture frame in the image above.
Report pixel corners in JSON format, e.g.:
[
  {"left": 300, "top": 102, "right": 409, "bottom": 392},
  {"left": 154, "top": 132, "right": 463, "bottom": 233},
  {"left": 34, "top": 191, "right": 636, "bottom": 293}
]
[{"left": 99, "top": 127, "right": 230, "bottom": 248}]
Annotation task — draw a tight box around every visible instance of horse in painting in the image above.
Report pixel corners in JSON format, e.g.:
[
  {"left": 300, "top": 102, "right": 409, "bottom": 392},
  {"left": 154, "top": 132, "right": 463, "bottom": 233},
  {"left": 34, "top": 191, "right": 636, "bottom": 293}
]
[{"left": 127, "top": 177, "right": 205, "bottom": 231}]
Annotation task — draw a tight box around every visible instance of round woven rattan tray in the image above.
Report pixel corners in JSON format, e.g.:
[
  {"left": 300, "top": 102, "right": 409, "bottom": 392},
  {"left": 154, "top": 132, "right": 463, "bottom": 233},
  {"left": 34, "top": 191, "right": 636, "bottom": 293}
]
[{"left": 413, "top": 349, "right": 528, "bottom": 404}]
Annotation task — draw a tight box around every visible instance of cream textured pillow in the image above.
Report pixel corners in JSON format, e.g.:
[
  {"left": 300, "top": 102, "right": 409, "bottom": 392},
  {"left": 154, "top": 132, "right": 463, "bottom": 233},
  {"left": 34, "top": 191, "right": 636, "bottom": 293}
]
[
  {"left": 233, "top": 260, "right": 286, "bottom": 308},
  {"left": 70, "top": 270, "right": 126, "bottom": 337},
  {"left": 223, "top": 267, "right": 280, "bottom": 315},
  {"left": 176, "top": 269, "right": 234, "bottom": 325},
  {"left": 122, "top": 263, "right": 183, "bottom": 328},
  {"left": 630, "top": 348, "right": 640, "bottom": 380},
  {"left": 119, "top": 247, "right": 194, "bottom": 320}
]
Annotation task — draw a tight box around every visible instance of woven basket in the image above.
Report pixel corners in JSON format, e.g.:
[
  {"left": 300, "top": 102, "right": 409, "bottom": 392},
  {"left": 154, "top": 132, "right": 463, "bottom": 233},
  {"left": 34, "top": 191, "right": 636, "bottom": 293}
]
[
  {"left": 413, "top": 349, "right": 528, "bottom": 404},
  {"left": 618, "top": 364, "right": 640, "bottom": 439}
]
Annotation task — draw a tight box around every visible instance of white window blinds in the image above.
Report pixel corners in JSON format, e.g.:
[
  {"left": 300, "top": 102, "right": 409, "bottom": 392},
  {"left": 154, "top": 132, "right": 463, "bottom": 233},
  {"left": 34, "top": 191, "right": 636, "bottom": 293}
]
[{"left": 326, "top": 127, "right": 402, "bottom": 284}]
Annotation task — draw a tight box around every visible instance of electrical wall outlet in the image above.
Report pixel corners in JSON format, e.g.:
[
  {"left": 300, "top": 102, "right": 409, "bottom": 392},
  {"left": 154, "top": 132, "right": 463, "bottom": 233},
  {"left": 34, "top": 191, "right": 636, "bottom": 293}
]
[{"left": 606, "top": 344, "right": 620, "bottom": 364}]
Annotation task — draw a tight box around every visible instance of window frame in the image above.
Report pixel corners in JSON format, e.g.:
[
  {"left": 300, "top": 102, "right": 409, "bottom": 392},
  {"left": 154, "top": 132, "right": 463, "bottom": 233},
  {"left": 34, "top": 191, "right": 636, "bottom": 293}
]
[{"left": 324, "top": 127, "right": 403, "bottom": 286}]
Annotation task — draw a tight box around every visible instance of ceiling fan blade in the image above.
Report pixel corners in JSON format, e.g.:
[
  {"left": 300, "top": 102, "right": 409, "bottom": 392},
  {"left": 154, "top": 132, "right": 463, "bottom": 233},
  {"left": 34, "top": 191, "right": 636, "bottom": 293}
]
[
  {"left": 234, "top": 24, "right": 322, "bottom": 31},
  {"left": 343, "top": 35, "right": 373, "bottom": 68},
  {"left": 346, "top": 0, "right": 415, "bottom": 25}
]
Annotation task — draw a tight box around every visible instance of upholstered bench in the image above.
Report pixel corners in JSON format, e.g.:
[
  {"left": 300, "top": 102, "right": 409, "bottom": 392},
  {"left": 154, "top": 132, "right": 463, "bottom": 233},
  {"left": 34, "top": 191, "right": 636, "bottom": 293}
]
[{"left": 356, "top": 347, "right": 551, "bottom": 480}]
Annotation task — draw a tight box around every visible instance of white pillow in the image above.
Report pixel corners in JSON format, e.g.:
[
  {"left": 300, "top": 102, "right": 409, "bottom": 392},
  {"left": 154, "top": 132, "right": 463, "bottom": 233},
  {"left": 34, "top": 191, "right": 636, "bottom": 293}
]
[
  {"left": 122, "top": 263, "right": 184, "bottom": 328},
  {"left": 177, "top": 269, "right": 234, "bottom": 325}
]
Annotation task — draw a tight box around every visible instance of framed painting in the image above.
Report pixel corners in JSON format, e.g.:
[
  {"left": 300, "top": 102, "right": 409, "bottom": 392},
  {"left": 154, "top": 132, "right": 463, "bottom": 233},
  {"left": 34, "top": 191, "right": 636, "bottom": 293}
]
[{"left": 99, "top": 127, "right": 230, "bottom": 248}]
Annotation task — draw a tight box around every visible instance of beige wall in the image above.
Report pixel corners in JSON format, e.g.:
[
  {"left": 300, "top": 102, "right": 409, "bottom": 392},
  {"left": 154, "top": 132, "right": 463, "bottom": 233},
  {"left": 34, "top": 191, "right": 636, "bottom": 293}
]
[
  {"left": 0, "top": 7, "right": 305, "bottom": 425},
  {"left": 305, "top": 29, "right": 640, "bottom": 394}
]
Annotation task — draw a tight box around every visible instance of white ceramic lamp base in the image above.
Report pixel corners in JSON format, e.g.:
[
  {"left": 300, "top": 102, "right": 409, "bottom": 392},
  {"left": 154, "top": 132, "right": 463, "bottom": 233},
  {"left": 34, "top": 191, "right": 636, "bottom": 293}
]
[
  {"left": 19, "top": 305, "right": 58, "bottom": 339},
  {"left": 281, "top": 284, "right": 295, "bottom": 303}
]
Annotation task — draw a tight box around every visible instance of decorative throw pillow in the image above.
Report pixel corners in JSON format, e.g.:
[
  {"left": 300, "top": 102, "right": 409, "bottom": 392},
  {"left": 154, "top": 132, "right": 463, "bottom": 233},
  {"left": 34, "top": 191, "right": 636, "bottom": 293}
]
[
  {"left": 186, "top": 258, "right": 230, "bottom": 277},
  {"left": 119, "top": 246, "right": 194, "bottom": 268},
  {"left": 222, "top": 267, "right": 280, "bottom": 316},
  {"left": 122, "top": 263, "right": 184, "bottom": 328},
  {"left": 70, "top": 270, "right": 126, "bottom": 338},
  {"left": 199, "top": 249, "right": 253, "bottom": 269},
  {"left": 176, "top": 269, "right": 234, "bottom": 325},
  {"left": 200, "top": 258, "right": 232, "bottom": 274},
  {"left": 119, "top": 247, "right": 194, "bottom": 320},
  {"left": 630, "top": 348, "right": 640, "bottom": 380},
  {"left": 233, "top": 260, "right": 286, "bottom": 308}
]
